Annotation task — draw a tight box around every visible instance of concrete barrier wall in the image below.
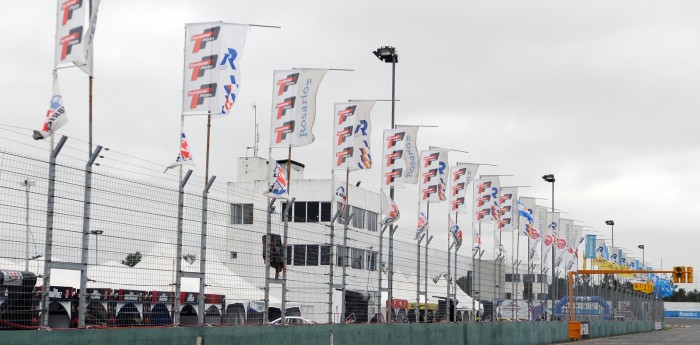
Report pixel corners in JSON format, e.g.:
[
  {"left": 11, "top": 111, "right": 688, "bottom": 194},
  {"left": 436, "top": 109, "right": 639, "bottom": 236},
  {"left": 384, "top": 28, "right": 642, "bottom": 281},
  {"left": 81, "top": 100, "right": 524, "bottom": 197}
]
[
  {"left": 587, "top": 320, "right": 656, "bottom": 338},
  {"left": 7, "top": 320, "right": 659, "bottom": 345}
]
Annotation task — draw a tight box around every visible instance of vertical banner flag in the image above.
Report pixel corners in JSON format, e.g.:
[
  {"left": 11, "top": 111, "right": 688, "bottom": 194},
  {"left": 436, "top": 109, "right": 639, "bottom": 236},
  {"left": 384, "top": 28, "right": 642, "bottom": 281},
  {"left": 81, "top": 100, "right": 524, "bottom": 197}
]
[
  {"left": 381, "top": 126, "right": 419, "bottom": 188},
  {"left": 396, "top": 126, "right": 420, "bottom": 184},
  {"left": 497, "top": 187, "right": 517, "bottom": 231},
  {"left": 555, "top": 218, "right": 572, "bottom": 268},
  {"left": 184, "top": 22, "right": 249, "bottom": 117},
  {"left": 55, "top": 0, "right": 86, "bottom": 68},
  {"left": 333, "top": 101, "right": 376, "bottom": 170},
  {"left": 609, "top": 246, "right": 619, "bottom": 265},
  {"left": 472, "top": 224, "right": 481, "bottom": 252},
  {"left": 333, "top": 176, "right": 348, "bottom": 223},
  {"left": 33, "top": 75, "right": 68, "bottom": 140},
  {"left": 585, "top": 235, "right": 597, "bottom": 260},
  {"left": 547, "top": 212, "right": 561, "bottom": 238},
  {"left": 449, "top": 164, "right": 479, "bottom": 213},
  {"left": 449, "top": 217, "right": 463, "bottom": 247},
  {"left": 474, "top": 177, "right": 500, "bottom": 223},
  {"left": 419, "top": 149, "right": 449, "bottom": 203},
  {"left": 265, "top": 157, "right": 288, "bottom": 199},
  {"left": 164, "top": 132, "right": 195, "bottom": 171},
  {"left": 415, "top": 212, "right": 429, "bottom": 240},
  {"left": 519, "top": 197, "right": 539, "bottom": 262},
  {"left": 595, "top": 239, "right": 609, "bottom": 262},
  {"left": 535, "top": 205, "right": 550, "bottom": 265},
  {"left": 380, "top": 190, "right": 400, "bottom": 226},
  {"left": 270, "top": 68, "right": 327, "bottom": 146},
  {"left": 78, "top": 0, "right": 101, "bottom": 76}
]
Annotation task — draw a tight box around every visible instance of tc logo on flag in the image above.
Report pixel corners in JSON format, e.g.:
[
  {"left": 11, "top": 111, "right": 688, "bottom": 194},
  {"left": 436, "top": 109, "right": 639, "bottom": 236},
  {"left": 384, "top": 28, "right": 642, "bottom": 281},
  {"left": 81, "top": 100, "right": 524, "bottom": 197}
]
[
  {"left": 276, "top": 97, "right": 296, "bottom": 119},
  {"left": 451, "top": 197, "right": 464, "bottom": 211},
  {"left": 191, "top": 26, "right": 220, "bottom": 53},
  {"left": 476, "top": 195, "right": 491, "bottom": 207},
  {"left": 422, "top": 153, "right": 439, "bottom": 168},
  {"left": 453, "top": 168, "right": 466, "bottom": 181},
  {"left": 190, "top": 55, "right": 218, "bottom": 81},
  {"left": 452, "top": 182, "right": 465, "bottom": 196},
  {"left": 336, "top": 126, "right": 353, "bottom": 145},
  {"left": 384, "top": 150, "right": 403, "bottom": 167},
  {"left": 422, "top": 169, "right": 438, "bottom": 183},
  {"left": 336, "top": 147, "right": 353, "bottom": 166},
  {"left": 277, "top": 73, "right": 299, "bottom": 96},
  {"left": 422, "top": 185, "right": 438, "bottom": 200},
  {"left": 476, "top": 209, "right": 491, "bottom": 221},
  {"left": 386, "top": 132, "right": 405, "bottom": 148},
  {"left": 61, "top": 0, "right": 83, "bottom": 26},
  {"left": 385, "top": 168, "right": 403, "bottom": 185},
  {"left": 60, "top": 27, "right": 83, "bottom": 61},
  {"left": 274, "top": 121, "right": 295, "bottom": 143},
  {"left": 188, "top": 83, "right": 217, "bottom": 109},
  {"left": 337, "top": 105, "right": 356, "bottom": 124},
  {"left": 477, "top": 181, "right": 492, "bottom": 194}
]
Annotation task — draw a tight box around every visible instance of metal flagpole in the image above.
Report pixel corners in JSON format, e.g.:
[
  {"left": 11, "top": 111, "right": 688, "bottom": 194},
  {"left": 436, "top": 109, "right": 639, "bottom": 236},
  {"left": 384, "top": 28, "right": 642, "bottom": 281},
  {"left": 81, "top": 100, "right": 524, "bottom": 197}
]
[
  {"left": 342, "top": 168, "right": 350, "bottom": 323},
  {"left": 88, "top": 0, "right": 93, "bottom": 157},
  {"left": 424, "top": 203, "right": 430, "bottom": 322}
]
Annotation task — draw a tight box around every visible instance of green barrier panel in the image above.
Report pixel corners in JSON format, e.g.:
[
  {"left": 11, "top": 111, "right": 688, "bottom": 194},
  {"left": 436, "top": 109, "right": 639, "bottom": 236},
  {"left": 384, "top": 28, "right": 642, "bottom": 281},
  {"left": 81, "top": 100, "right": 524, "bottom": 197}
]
[{"left": 6, "top": 320, "right": 653, "bottom": 345}]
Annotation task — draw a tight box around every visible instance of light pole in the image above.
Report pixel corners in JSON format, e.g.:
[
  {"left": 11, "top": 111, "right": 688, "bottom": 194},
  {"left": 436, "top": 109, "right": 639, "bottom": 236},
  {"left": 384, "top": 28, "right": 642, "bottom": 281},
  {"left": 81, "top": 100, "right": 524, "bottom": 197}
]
[
  {"left": 20, "top": 179, "right": 35, "bottom": 272},
  {"left": 541, "top": 174, "right": 555, "bottom": 319},
  {"left": 373, "top": 45, "right": 398, "bottom": 322},
  {"left": 638, "top": 245, "right": 645, "bottom": 271},
  {"left": 90, "top": 230, "right": 104, "bottom": 266},
  {"left": 605, "top": 220, "right": 615, "bottom": 320}
]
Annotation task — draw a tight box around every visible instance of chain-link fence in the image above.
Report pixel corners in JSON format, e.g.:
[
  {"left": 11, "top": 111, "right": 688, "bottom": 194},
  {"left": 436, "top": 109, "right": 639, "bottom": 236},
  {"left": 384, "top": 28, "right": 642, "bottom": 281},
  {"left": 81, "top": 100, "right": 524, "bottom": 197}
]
[{"left": 0, "top": 129, "right": 664, "bottom": 330}]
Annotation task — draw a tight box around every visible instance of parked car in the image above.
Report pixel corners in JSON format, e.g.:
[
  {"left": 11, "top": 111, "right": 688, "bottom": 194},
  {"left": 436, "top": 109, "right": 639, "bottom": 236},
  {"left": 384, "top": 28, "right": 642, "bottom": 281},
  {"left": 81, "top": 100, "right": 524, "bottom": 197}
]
[{"left": 269, "top": 316, "right": 316, "bottom": 325}]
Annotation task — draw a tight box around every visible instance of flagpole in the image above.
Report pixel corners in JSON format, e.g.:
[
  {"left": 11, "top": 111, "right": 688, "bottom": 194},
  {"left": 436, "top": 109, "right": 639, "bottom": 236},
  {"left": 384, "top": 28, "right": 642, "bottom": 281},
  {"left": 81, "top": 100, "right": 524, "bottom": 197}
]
[
  {"left": 416, "top": 188, "right": 422, "bottom": 322},
  {"left": 424, "top": 202, "right": 429, "bottom": 322},
  {"left": 205, "top": 115, "right": 212, "bottom": 184},
  {"left": 88, "top": 0, "right": 93, "bottom": 157},
  {"left": 342, "top": 167, "right": 349, "bottom": 323}
]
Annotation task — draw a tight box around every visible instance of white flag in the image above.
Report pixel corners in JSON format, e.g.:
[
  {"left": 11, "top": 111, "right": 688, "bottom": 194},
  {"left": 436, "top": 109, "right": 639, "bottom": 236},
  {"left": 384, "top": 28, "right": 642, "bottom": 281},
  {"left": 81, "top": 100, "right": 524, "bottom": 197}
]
[
  {"left": 449, "top": 217, "right": 463, "bottom": 247},
  {"left": 473, "top": 177, "right": 500, "bottom": 223},
  {"left": 333, "top": 177, "right": 348, "bottom": 223},
  {"left": 270, "top": 69, "right": 327, "bottom": 147},
  {"left": 164, "top": 132, "right": 195, "bottom": 172},
  {"left": 415, "top": 212, "right": 429, "bottom": 240},
  {"left": 77, "top": 0, "right": 100, "bottom": 76},
  {"left": 472, "top": 224, "right": 481, "bottom": 252},
  {"left": 33, "top": 75, "right": 68, "bottom": 140},
  {"left": 55, "top": 0, "right": 86, "bottom": 68},
  {"left": 265, "top": 158, "right": 288, "bottom": 199},
  {"left": 381, "top": 128, "right": 407, "bottom": 189},
  {"left": 183, "top": 22, "right": 249, "bottom": 116},
  {"left": 396, "top": 126, "right": 420, "bottom": 184},
  {"left": 418, "top": 148, "right": 449, "bottom": 203},
  {"left": 449, "top": 164, "right": 479, "bottom": 213},
  {"left": 332, "top": 101, "right": 375, "bottom": 170},
  {"left": 497, "top": 187, "right": 517, "bottom": 231},
  {"left": 380, "top": 190, "right": 400, "bottom": 226}
]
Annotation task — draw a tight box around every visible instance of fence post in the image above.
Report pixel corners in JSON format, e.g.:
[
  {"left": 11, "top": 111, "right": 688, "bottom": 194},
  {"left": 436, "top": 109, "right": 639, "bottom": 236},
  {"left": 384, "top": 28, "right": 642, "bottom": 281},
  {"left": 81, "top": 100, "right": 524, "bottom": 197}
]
[
  {"left": 327, "top": 210, "right": 341, "bottom": 323},
  {"left": 341, "top": 212, "right": 354, "bottom": 323},
  {"left": 40, "top": 136, "right": 67, "bottom": 327},
  {"left": 263, "top": 197, "right": 276, "bottom": 324},
  {"left": 280, "top": 197, "right": 295, "bottom": 324},
  {"left": 78, "top": 145, "right": 103, "bottom": 328},
  {"left": 173, "top": 169, "right": 192, "bottom": 325},
  {"left": 197, "top": 176, "right": 215, "bottom": 324}
]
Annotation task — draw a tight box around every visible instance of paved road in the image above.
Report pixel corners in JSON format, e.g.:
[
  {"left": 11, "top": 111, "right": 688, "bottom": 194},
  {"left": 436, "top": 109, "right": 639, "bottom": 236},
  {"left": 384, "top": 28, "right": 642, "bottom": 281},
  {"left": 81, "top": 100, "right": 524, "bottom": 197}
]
[{"left": 554, "top": 318, "right": 700, "bottom": 344}]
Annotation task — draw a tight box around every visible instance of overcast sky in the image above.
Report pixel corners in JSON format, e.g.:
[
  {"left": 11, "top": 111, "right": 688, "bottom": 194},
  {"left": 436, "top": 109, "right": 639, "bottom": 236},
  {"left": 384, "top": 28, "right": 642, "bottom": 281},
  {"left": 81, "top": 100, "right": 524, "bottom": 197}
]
[{"left": 1, "top": 1, "right": 699, "bottom": 289}]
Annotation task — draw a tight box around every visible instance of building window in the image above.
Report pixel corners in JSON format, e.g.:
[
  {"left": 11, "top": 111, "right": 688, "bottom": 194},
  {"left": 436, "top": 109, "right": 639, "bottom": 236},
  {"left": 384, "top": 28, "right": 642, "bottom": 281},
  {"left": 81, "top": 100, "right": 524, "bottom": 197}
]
[
  {"left": 320, "top": 202, "right": 332, "bottom": 222},
  {"left": 286, "top": 246, "right": 293, "bottom": 265},
  {"left": 506, "top": 293, "right": 512, "bottom": 299},
  {"left": 294, "top": 202, "right": 307, "bottom": 223},
  {"left": 320, "top": 245, "right": 331, "bottom": 265},
  {"left": 366, "top": 211, "right": 378, "bottom": 232},
  {"left": 307, "top": 202, "right": 319, "bottom": 223},
  {"left": 367, "top": 251, "right": 377, "bottom": 271},
  {"left": 307, "top": 245, "right": 319, "bottom": 266},
  {"left": 294, "top": 245, "right": 306, "bottom": 266},
  {"left": 351, "top": 248, "right": 364, "bottom": 269},
  {"left": 351, "top": 207, "right": 365, "bottom": 229},
  {"left": 231, "top": 204, "right": 254, "bottom": 224},
  {"left": 230, "top": 251, "right": 237, "bottom": 259},
  {"left": 537, "top": 274, "right": 548, "bottom": 283},
  {"left": 337, "top": 245, "right": 349, "bottom": 267}
]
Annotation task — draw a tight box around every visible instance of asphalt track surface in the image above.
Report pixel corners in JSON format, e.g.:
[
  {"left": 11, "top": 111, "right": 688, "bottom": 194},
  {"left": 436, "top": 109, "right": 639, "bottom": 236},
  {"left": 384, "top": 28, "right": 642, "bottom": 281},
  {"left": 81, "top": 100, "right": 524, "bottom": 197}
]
[{"left": 553, "top": 318, "right": 700, "bottom": 344}]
